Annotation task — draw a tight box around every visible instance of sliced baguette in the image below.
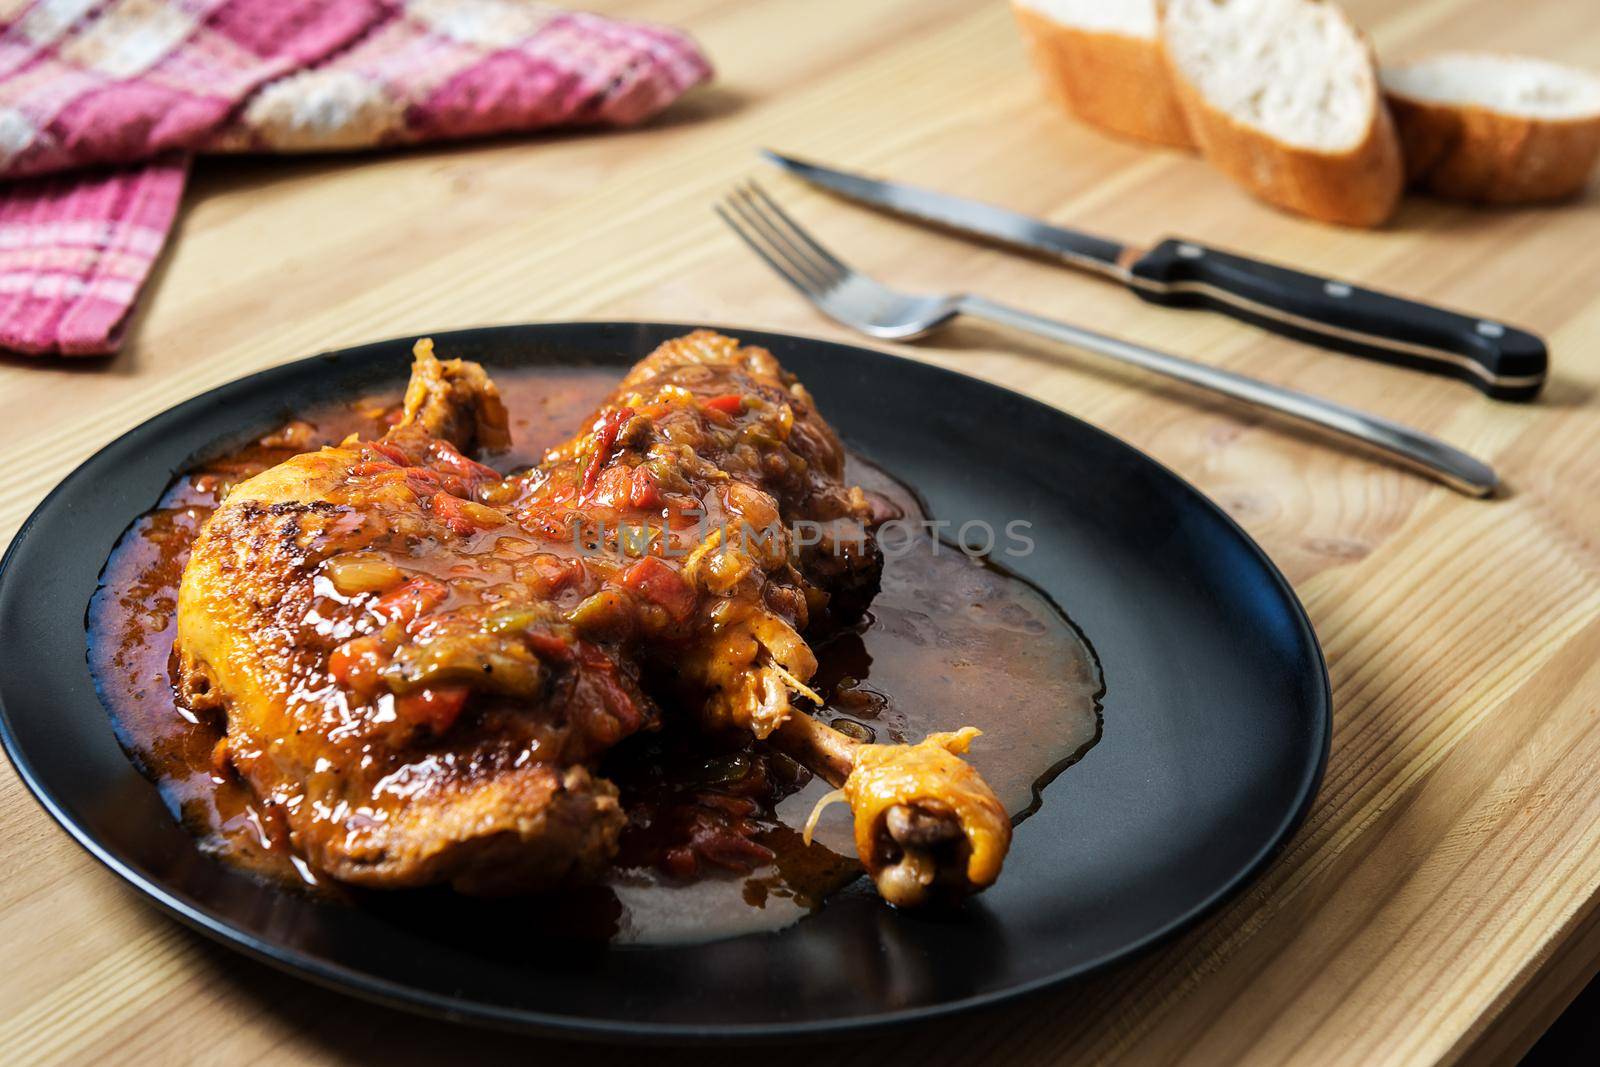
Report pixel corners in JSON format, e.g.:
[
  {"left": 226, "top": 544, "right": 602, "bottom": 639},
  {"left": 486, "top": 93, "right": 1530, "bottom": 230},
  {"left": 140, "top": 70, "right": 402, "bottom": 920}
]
[
  {"left": 1012, "top": 0, "right": 1194, "bottom": 148},
  {"left": 1162, "top": 0, "right": 1403, "bottom": 227},
  {"left": 1383, "top": 52, "right": 1600, "bottom": 204}
]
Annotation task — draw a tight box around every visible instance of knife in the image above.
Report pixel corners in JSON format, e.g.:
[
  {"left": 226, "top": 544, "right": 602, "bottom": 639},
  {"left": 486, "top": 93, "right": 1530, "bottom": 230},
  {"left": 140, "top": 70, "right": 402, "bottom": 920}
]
[{"left": 762, "top": 150, "right": 1548, "bottom": 401}]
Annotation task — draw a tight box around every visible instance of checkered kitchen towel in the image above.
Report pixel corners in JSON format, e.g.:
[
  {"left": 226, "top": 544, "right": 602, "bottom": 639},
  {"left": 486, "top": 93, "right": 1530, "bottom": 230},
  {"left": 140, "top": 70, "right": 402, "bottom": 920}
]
[{"left": 0, "top": 0, "right": 710, "bottom": 355}]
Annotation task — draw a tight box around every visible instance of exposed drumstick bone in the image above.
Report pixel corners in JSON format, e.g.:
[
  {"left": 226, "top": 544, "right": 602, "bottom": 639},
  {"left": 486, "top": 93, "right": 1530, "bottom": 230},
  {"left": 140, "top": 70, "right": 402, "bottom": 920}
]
[
  {"left": 772, "top": 709, "right": 856, "bottom": 787},
  {"left": 770, "top": 712, "right": 1012, "bottom": 908}
]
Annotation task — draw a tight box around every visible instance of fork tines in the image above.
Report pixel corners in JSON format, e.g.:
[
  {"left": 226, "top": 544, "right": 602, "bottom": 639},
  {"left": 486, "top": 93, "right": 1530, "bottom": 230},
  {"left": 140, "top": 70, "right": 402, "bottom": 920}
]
[{"left": 716, "top": 182, "right": 849, "bottom": 297}]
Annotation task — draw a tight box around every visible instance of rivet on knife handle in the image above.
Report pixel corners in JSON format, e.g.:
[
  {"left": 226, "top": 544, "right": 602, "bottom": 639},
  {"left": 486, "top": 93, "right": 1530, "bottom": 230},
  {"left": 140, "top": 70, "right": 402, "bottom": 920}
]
[{"left": 1125, "top": 239, "right": 1549, "bottom": 402}]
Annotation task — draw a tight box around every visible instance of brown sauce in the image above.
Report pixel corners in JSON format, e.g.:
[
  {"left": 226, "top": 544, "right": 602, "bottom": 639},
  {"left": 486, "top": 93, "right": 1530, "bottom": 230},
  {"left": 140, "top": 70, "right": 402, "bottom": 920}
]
[{"left": 88, "top": 367, "right": 1102, "bottom": 944}]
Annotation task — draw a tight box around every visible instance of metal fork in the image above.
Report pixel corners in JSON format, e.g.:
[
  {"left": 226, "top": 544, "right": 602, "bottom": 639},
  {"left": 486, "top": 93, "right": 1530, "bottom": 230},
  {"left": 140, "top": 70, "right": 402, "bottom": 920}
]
[{"left": 715, "top": 182, "right": 1498, "bottom": 498}]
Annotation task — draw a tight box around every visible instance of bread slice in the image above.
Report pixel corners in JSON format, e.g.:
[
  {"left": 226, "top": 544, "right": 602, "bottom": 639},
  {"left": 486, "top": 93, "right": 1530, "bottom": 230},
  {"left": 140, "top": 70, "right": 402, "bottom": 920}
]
[
  {"left": 1162, "top": 0, "right": 1403, "bottom": 227},
  {"left": 1383, "top": 53, "right": 1600, "bottom": 204},
  {"left": 1012, "top": 0, "right": 1194, "bottom": 149}
]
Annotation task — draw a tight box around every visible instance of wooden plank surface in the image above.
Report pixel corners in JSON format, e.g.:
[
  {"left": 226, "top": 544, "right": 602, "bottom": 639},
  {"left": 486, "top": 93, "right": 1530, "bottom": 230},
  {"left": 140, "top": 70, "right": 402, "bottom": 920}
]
[{"left": 3, "top": 1, "right": 1599, "bottom": 1063}]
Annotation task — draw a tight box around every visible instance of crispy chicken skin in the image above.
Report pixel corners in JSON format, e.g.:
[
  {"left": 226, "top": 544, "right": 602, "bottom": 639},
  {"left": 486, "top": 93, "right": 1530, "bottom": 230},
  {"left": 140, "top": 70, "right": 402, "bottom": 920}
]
[{"left": 176, "top": 331, "right": 1009, "bottom": 903}]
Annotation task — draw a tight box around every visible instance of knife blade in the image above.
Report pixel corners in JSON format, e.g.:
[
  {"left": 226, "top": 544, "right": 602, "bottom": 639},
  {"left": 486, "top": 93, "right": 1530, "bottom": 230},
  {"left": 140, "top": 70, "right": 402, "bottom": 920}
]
[{"left": 762, "top": 149, "right": 1548, "bottom": 401}]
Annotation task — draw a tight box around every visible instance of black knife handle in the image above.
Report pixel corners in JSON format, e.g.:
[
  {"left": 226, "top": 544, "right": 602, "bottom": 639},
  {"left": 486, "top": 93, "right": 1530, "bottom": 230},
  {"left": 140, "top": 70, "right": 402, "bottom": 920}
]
[{"left": 1125, "top": 238, "right": 1548, "bottom": 401}]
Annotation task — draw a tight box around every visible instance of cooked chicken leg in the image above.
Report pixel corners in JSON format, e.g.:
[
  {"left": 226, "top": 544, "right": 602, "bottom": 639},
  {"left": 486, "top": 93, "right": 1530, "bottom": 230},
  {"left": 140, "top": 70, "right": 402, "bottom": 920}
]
[{"left": 176, "top": 329, "right": 1011, "bottom": 904}]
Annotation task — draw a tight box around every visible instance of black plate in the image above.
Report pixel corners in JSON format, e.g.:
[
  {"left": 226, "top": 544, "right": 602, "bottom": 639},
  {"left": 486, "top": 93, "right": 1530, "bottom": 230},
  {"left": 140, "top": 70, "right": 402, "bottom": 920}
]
[{"left": 0, "top": 323, "right": 1329, "bottom": 1041}]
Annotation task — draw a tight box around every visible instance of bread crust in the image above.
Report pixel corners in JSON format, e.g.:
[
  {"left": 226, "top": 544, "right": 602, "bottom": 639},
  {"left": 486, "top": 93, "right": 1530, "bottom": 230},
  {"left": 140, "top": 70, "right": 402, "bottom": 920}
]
[
  {"left": 1013, "top": 3, "right": 1194, "bottom": 149},
  {"left": 1385, "top": 84, "right": 1600, "bottom": 204},
  {"left": 1162, "top": 3, "right": 1404, "bottom": 227}
]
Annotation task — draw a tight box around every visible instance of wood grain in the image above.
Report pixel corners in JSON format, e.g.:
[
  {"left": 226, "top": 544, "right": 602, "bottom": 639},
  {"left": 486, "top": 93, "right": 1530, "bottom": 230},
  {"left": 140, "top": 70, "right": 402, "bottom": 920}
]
[{"left": 2, "top": 1, "right": 1599, "bottom": 1063}]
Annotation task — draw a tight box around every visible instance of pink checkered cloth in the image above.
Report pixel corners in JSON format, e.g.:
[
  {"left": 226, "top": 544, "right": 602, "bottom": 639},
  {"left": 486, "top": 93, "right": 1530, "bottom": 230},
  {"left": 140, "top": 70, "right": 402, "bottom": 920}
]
[{"left": 0, "top": 0, "right": 710, "bottom": 356}]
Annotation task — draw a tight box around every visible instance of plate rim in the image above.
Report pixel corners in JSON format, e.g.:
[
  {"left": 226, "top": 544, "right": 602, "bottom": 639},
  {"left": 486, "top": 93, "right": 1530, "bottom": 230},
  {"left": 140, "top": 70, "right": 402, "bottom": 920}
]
[{"left": 0, "top": 320, "right": 1332, "bottom": 1042}]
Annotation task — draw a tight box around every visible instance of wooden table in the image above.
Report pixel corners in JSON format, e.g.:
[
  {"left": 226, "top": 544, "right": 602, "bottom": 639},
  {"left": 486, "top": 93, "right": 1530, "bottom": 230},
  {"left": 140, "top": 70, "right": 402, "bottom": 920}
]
[{"left": 3, "top": 0, "right": 1599, "bottom": 1062}]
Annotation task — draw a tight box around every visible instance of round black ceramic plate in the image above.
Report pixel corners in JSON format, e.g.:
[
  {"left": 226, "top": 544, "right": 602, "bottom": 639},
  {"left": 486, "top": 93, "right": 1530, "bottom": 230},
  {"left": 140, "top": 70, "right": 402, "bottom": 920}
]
[{"left": 0, "top": 323, "right": 1328, "bottom": 1041}]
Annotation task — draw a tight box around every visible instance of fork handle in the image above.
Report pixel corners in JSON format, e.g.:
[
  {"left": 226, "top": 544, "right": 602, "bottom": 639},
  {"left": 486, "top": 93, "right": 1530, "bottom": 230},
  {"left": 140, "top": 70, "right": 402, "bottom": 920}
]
[{"left": 957, "top": 295, "right": 1498, "bottom": 497}]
